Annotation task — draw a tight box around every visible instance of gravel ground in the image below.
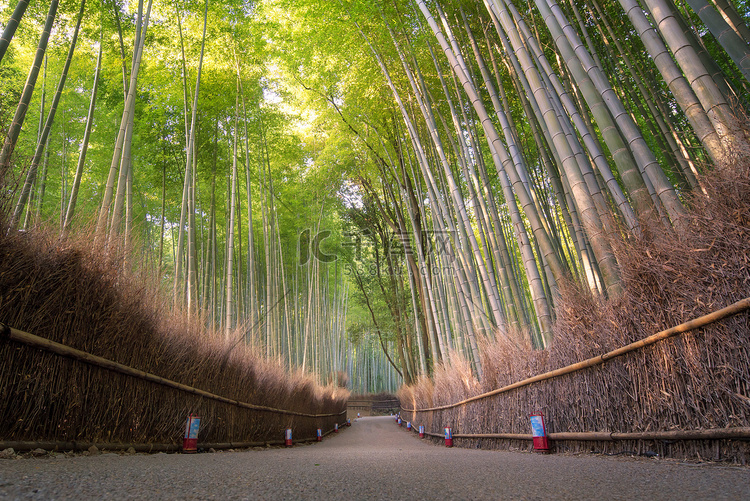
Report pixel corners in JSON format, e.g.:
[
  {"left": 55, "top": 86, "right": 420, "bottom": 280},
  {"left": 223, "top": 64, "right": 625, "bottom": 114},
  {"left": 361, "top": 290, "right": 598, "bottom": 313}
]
[{"left": 0, "top": 416, "right": 748, "bottom": 500}]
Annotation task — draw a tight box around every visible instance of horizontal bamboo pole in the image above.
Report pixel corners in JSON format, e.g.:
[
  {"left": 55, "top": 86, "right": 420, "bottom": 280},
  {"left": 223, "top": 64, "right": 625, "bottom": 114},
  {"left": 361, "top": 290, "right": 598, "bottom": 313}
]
[
  {"left": 453, "top": 433, "right": 533, "bottom": 440},
  {"left": 0, "top": 323, "right": 346, "bottom": 419},
  {"left": 548, "top": 432, "right": 613, "bottom": 441},
  {"left": 407, "top": 427, "right": 750, "bottom": 441},
  {"left": 606, "top": 428, "right": 750, "bottom": 441},
  {"left": 402, "top": 297, "right": 750, "bottom": 413},
  {"left": 0, "top": 424, "right": 348, "bottom": 453}
]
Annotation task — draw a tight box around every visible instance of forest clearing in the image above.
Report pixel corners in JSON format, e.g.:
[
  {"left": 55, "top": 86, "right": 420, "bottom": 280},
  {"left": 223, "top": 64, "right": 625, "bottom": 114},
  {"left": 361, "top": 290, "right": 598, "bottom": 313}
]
[{"left": 1, "top": 0, "right": 750, "bottom": 495}]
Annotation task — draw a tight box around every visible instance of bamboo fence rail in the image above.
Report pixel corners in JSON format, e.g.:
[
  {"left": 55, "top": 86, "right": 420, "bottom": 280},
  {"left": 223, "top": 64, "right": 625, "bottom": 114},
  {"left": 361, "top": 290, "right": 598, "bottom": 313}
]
[
  {"left": 403, "top": 426, "right": 750, "bottom": 441},
  {"left": 402, "top": 297, "right": 750, "bottom": 413},
  {"left": 0, "top": 423, "right": 348, "bottom": 452}
]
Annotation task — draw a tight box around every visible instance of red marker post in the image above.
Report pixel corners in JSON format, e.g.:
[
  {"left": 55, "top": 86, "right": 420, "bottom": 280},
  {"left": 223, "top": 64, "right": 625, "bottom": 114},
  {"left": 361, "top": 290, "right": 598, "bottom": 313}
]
[
  {"left": 316, "top": 428, "right": 322, "bottom": 442},
  {"left": 285, "top": 428, "right": 293, "bottom": 447},
  {"left": 444, "top": 427, "right": 453, "bottom": 447},
  {"left": 529, "top": 413, "right": 550, "bottom": 452},
  {"left": 334, "top": 423, "right": 339, "bottom": 433},
  {"left": 183, "top": 414, "right": 200, "bottom": 453},
  {"left": 406, "top": 421, "right": 412, "bottom": 431}
]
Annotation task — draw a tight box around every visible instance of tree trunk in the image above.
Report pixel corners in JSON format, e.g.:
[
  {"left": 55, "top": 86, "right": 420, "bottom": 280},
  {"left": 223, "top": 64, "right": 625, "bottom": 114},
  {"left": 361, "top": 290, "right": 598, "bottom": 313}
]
[
  {"left": 96, "top": 0, "right": 152, "bottom": 237},
  {"left": 64, "top": 29, "right": 102, "bottom": 234},
  {"left": 10, "top": 0, "right": 85, "bottom": 229},
  {"left": 226, "top": 84, "right": 240, "bottom": 339},
  {"left": 174, "top": 0, "right": 208, "bottom": 310},
  {"left": 641, "top": 0, "right": 745, "bottom": 151},
  {"left": 684, "top": 0, "right": 750, "bottom": 82},
  {"left": 0, "top": 0, "right": 58, "bottom": 169},
  {"left": 0, "top": 0, "right": 29, "bottom": 65}
]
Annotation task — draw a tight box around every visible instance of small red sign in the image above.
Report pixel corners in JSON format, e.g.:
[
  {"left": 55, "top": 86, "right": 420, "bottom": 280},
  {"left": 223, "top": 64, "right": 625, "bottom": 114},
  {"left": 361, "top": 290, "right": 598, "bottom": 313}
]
[
  {"left": 285, "top": 428, "right": 293, "bottom": 447},
  {"left": 183, "top": 414, "right": 200, "bottom": 453},
  {"left": 529, "top": 413, "right": 549, "bottom": 451}
]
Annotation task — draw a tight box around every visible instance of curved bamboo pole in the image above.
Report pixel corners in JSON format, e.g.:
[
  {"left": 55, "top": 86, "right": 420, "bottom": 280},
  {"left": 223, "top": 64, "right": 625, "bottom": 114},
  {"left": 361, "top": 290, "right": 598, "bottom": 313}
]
[
  {"left": 402, "top": 296, "right": 750, "bottom": 412},
  {"left": 0, "top": 323, "right": 345, "bottom": 419}
]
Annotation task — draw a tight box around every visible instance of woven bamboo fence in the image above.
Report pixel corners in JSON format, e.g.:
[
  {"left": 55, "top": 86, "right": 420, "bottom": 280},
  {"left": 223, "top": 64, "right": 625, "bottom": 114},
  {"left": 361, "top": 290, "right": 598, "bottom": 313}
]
[
  {"left": 0, "top": 225, "right": 347, "bottom": 452},
  {"left": 399, "top": 298, "right": 750, "bottom": 462},
  {"left": 400, "top": 159, "right": 750, "bottom": 463},
  {"left": 0, "top": 323, "right": 347, "bottom": 451}
]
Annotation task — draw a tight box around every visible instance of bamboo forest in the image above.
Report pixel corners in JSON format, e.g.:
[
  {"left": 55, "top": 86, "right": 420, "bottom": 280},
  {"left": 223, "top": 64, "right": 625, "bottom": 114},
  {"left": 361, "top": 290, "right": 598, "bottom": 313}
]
[{"left": 1, "top": 0, "right": 749, "bottom": 415}]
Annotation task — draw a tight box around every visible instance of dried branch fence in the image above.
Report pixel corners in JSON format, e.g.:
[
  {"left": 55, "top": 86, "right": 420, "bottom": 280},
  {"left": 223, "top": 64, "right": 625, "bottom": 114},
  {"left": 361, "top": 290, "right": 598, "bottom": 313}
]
[
  {"left": 400, "top": 298, "right": 750, "bottom": 461},
  {"left": 0, "top": 322, "right": 347, "bottom": 452}
]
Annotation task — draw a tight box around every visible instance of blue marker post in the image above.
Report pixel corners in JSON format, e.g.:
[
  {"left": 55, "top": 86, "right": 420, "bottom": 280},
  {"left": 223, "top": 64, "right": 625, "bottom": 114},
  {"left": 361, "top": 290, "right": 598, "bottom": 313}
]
[
  {"left": 530, "top": 413, "right": 550, "bottom": 452},
  {"left": 183, "top": 414, "right": 200, "bottom": 453}
]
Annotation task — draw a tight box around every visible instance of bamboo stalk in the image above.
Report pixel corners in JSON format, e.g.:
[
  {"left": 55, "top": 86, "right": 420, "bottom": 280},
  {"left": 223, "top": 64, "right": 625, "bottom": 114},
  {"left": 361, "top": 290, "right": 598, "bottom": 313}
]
[
  {"left": 402, "top": 297, "right": 750, "bottom": 412},
  {"left": 0, "top": 323, "right": 345, "bottom": 419}
]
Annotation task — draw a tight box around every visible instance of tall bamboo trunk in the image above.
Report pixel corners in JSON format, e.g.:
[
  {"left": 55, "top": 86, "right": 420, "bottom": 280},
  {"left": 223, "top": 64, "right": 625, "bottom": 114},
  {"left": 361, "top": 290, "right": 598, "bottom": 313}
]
[
  {"left": 480, "top": 0, "right": 623, "bottom": 295},
  {"left": 226, "top": 84, "right": 240, "bottom": 339},
  {"left": 0, "top": 0, "right": 58, "bottom": 169},
  {"left": 684, "top": 0, "right": 750, "bottom": 82},
  {"left": 238, "top": 68, "right": 258, "bottom": 339},
  {"left": 173, "top": 0, "right": 208, "bottom": 309},
  {"left": 641, "top": 0, "right": 745, "bottom": 151},
  {"left": 0, "top": 0, "right": 29, "bottom": 65},
  {"left": 64, "top": 29, "right": 102, "bottom": 234},
  {"left": 10, "top": 0, "right": 85, "bottom": 229},
  {"left": 96, "top": 0, "right": 152, "bottom": 237}
]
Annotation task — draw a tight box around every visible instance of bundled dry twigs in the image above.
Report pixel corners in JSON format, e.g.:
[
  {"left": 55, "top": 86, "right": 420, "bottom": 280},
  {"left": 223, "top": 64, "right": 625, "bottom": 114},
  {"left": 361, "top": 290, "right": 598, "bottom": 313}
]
[
  {"left": 400, "top": 153, "right": 750, "bottom": 463},
  {"left": 0, "top": 220, "right": 347, "bottom": 447}
]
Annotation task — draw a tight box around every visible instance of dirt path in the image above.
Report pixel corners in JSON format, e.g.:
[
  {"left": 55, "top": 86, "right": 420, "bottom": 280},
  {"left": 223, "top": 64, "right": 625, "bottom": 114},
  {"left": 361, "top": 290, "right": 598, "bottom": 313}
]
[{"left": 0, "top": 416, "right": 748, "bottom": 500}]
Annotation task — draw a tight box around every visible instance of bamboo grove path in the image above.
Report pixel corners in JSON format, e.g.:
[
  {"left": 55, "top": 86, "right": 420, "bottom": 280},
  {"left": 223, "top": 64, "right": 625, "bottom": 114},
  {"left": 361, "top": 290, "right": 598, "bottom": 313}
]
[{"left": 0, "top": 416, "right": 747, "bottom": 500}]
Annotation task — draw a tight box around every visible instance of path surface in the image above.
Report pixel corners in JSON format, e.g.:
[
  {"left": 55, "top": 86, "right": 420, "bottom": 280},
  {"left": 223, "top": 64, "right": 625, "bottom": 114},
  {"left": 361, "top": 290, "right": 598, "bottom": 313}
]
[{"left": 0, "top": 416, "right": 748, "bottom": 500}]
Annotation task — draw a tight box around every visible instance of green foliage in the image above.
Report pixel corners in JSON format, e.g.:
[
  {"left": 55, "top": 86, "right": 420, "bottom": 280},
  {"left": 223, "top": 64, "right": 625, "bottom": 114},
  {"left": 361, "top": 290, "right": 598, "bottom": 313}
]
[{"left": 3, "top": 0, "right": 745, "bottom": 392}]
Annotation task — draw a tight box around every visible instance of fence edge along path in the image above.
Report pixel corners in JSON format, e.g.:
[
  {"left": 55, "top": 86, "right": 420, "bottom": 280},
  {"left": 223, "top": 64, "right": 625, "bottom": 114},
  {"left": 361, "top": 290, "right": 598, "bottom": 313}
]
[
  {"left": 413, "top": 428, "right": 750, "bottom": 441},
  {"left": 402, "top": 297, "right": 750, "bottom": 413},
  {"left": 0, "top": 424, "right": 347, "bottom": 453},
  {"left": 0, "top": 322, "right": 346, "bottom": 419}
]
